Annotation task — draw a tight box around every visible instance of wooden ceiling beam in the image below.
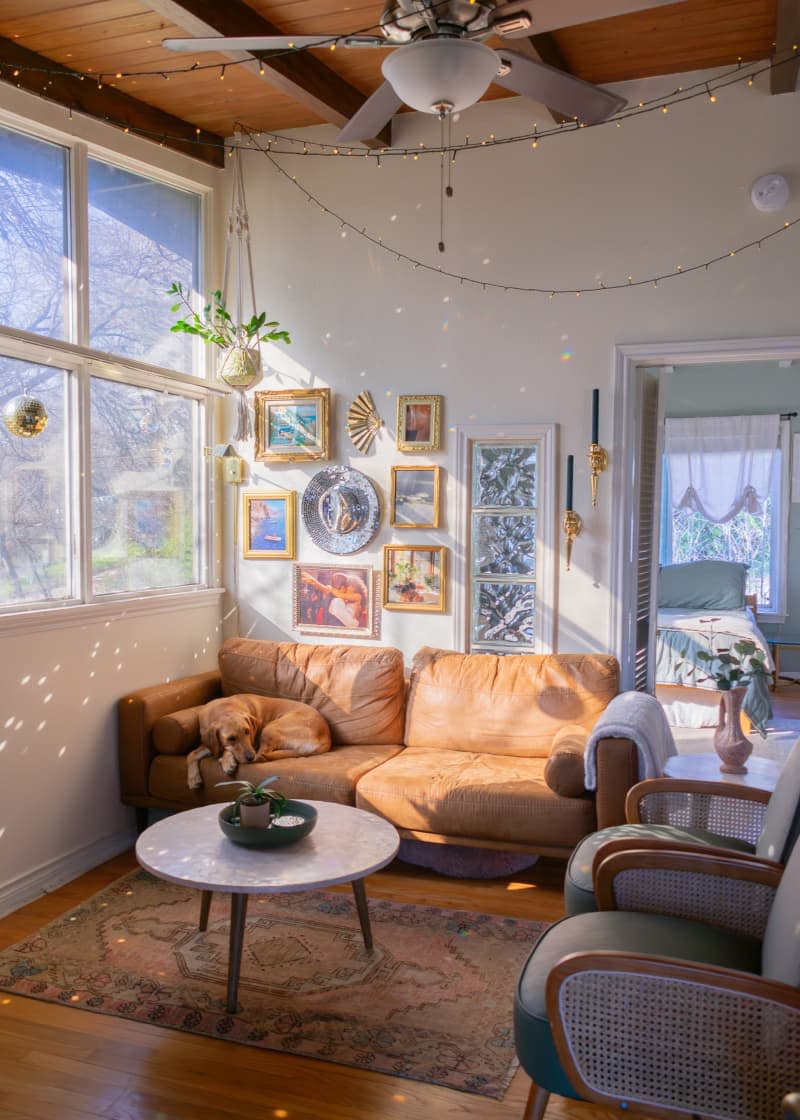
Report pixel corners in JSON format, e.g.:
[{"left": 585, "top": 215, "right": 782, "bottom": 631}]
[
  {"left": 143, "top": 0, "right": 391, "bottom": 146},
  {"left": 0, "top": 35, "right": 225, "bottom": 166},
  {"left": 771, "top": 0, "right": 799, "bottom": 94}
]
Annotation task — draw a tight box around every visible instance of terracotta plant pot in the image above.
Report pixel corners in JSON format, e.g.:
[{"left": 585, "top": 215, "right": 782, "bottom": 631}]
[
  {"left": 238, "top": 799, "right": 274, "bottom": 829},
  {"left": 712, "top": 686, "right": 753, "bottom": 773}
]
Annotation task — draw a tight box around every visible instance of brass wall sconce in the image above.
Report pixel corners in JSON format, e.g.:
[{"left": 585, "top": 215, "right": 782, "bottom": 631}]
[
  {"left": 588, "top": 388, "right": 608, "bottom": 507},
  {"left": 563, "top": 454, "right": 582, "bottom": 571}
]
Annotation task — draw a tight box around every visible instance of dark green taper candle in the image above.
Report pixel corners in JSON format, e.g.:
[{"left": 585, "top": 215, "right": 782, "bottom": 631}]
[
  {"left": 566, "top": 454, "right": 574, "bottom": 511},
  {"left": 591, "top": 388, "right": 599, "bottom": 445}
]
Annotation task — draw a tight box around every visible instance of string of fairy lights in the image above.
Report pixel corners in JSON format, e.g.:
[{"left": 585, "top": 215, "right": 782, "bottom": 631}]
[{"left": 1, "top": 37, "right": 797, "bottom": 294}]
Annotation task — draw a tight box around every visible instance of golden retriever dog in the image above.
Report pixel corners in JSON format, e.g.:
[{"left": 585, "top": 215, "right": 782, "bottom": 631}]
[{"left": 187, "top": 694, "right": 331, "bottom": 789}]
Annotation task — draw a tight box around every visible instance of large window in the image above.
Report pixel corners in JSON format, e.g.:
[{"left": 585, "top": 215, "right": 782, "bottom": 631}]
[
  {"left": 660, "top": 415, "right": 790, "bottom": 615},
  {"left": 0, "top": 118, "right": 210, "bottom": 617}
]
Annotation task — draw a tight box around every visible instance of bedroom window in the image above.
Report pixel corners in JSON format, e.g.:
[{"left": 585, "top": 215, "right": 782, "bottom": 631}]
[
  {"left": 0, "top": 116, "right": 212, "bottom": 620},
  {"left": 660, "top": 414, "right": 790, "bottom": 616}
]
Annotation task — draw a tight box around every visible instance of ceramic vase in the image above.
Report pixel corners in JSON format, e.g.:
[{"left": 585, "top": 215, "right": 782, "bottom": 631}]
[
  {"left": 238, "top": 799, "right": 274, "bottom": 828},
  {"left": 712, "top": 686, "right": 753, "bottom": 773}
]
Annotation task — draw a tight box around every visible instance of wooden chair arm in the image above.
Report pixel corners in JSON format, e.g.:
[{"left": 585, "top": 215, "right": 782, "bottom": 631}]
[
  {"left": 625, "top": 778, "right": 770, "bottom": 846},
  {"left": 546, "top": 951, "right": 800, "bottom": 1120},
  {"left": 590, "top": 835, "right": 765, "bottom": 883},
  {"left": 595, "top": 848, "right": 783, "bottom": 937}
]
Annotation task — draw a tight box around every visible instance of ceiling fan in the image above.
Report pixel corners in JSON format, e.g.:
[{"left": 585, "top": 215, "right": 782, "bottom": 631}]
[{"left": 163, "top": 0, "right": 688, "bottom": 143}]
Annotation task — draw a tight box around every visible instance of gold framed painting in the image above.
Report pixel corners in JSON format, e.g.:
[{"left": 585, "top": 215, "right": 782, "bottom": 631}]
[
  {"left": 243, "top": 490, "right": 295, "bottom": 559},
  {"left": 383, "top": 545, "right": 446, "bottom": 612},
  {"left": 255, "top": 387, "right": 331, "bottom": 462},
  {"left": 293, "top": 563, "right": 380, "bottom": 638},
  {"left": 390, "top": 465, "right": 442, "bottom": 529},
  {"left": 396, "top": 394, "right": 442, "bottom": 452}
]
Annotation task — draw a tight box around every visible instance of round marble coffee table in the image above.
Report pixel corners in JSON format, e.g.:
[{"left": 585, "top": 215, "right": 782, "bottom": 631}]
[{"left": 136, "top": 800, "right": 400, "bottom": 1013}]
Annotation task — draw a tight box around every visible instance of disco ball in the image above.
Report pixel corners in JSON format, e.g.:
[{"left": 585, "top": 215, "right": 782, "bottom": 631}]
[{"left": 2, "top": 394, "right": 49, "bottom": 438}]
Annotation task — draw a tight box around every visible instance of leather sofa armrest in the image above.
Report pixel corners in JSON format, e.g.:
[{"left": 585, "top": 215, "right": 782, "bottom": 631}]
[
  {"left": 593, "top": 737, "right": 639, "bottom": 829},
  {"left": 118, "top": 670, "right": 222, "bottom": 801}
]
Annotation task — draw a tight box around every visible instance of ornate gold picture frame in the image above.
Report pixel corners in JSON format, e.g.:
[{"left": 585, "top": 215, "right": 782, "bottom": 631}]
[
  {"left": 255, "top": 387, "right": 331, "bottom": 462},
  {"left": 396, "top": 394, "right": 442, "bottom": 452},
  {"left": 243, "top": 490, "right": 295, "bottom": 559}
]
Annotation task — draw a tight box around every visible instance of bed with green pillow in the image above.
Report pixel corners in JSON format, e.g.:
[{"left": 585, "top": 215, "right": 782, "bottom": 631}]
[{"left": 655, "top": 560, "right": 774, "bottom": 732}]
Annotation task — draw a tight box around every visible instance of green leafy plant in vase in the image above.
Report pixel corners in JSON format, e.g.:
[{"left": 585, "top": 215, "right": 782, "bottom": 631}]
[
  {"left": 167, "top": 283, "right": 292, "bottom": 440},
  {"left": 678, "top": 617, "right": 773, "bottom": 772},
  {"left": 216, "top": 775, "right": 288, "bottom": 829}
]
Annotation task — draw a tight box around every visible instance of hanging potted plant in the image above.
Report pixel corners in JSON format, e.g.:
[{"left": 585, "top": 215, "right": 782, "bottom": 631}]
[{"left": 167, "top": 283, "right": 291, "bottom": 440}]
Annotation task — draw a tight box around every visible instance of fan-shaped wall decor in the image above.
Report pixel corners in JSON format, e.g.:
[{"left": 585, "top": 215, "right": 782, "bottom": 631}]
[{"left": 346, "top": 391, "right": 383, "bottom": 454}]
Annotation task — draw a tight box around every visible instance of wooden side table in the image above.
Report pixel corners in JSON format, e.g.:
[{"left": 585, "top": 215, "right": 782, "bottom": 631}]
[
  {"left": 768, "top": 639, "right": 800, "bottom": 691},
  {"left": 663, "top": 752, "right": 782, "bottom": 792}
]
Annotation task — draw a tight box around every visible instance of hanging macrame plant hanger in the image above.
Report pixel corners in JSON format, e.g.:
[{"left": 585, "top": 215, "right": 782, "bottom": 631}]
[{"left": 219, "top": 141, "right": 262, "bottom": 441}]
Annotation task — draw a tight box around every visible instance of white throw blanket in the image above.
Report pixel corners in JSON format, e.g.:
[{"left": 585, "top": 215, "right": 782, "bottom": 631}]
[{"left": 584, "top": 691, "right": 677, "bottom": 790}]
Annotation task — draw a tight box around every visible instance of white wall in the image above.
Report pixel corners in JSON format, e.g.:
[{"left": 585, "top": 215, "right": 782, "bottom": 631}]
[{"left": 229, "top": 66, "right": 800, "bottom": 661}]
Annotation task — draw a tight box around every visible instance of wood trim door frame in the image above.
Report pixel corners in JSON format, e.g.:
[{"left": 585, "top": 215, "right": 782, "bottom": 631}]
[{"left": 610, "top": 335, "right": 800, "bottom": 691}]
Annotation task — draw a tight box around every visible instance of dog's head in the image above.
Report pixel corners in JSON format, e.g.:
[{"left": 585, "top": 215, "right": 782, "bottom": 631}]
[
  {"left": 213, "top": 714, "right": 259, "bottom": 763},
  {"left": 200, "top": 701, "right": 259, "bottom": 764}
]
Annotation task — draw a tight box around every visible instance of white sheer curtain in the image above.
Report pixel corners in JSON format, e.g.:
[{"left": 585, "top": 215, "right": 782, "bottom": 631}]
[{"left": 664, "top": 413, "right": 780, "bottom": 523}]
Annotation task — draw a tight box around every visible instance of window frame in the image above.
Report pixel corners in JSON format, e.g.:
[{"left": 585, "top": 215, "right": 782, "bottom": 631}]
[
  {"left": 454, "top": 423, "right": 556, "bottom": 654},
  {"left": 0, "top": 108, "right": 221, "bottom": 631},
  {"left": 659, "top": 417, "right": 791, "bottom": 620}
]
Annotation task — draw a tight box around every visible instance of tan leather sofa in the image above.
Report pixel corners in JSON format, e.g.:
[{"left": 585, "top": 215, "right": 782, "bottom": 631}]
[{"left": 118, "top": 638, "right": 640, "bottom": 858}]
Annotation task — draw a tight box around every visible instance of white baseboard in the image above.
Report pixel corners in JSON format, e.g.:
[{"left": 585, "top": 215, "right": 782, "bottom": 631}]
[{"left": 0, "top": 829, "right": 136, "bottom": 919}]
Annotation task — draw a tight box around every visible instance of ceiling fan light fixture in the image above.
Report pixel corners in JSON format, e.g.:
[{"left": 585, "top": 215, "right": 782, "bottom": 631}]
[{"left": 381, "top": 38, "right": 499, "bottom": 113}]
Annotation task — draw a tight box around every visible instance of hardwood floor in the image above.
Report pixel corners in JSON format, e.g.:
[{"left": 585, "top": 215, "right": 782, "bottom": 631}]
[{"left": 2, "top": 682, "right": 798, "bottom": 1120}]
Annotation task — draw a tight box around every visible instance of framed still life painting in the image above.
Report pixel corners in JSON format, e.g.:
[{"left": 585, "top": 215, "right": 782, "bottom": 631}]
[
  {"left": 255, "top": 387, "right": 331, "bottom": 462},
  {"left": 293, "top": 562, "right": 380, "bottom": 638},
  {"left": 243, "top": 490, "right": 295, "bottom": 559},
  {"left": 383, "top": 545, "right": 446, "bottom": 612}
]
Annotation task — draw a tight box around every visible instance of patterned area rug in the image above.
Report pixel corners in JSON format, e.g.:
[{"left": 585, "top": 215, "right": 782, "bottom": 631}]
[{"left": 0, "top": 869, "right": 547, "bottom": 1099}]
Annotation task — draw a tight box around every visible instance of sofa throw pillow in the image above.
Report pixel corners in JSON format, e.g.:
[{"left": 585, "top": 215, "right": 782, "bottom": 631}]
[
  {"left": 544, "top": 725, "right": 589, "bottom": 798},
  {"left": 657, "top": 560, "right": 748, "bottom": 611}
]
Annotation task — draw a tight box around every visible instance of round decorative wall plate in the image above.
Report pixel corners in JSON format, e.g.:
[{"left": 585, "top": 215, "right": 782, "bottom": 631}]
[{"left": 301, "top": 466, "right": 381, "bottom": 554}]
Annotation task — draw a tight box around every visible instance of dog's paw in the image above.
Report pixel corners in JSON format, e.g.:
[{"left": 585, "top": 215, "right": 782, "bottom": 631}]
[
  {"left": 187, "top": 772, "right": 202, "bottom": 790},
  {"left": 221, "top": 757, "right": 238, "bottom": 776}
]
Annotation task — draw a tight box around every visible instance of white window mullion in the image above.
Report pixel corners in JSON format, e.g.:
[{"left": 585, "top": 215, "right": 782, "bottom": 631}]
[
  {"left": 73, "top": 365, "right": 92, "bottom": 603},
  {"left": 70, "top": 142, "right": 90, "bottom": 348}
]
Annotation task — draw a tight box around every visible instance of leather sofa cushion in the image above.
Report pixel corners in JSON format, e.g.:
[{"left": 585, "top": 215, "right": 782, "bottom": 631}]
[
  {"left": 152, "top": 705, "right": 204, "bottom": 755},
  {"left": 149, "top": 742, "right": 405, "bottom": 808},
  {"left": 405, "top": 647, "right": 619, "bottom": 757},
  {"left": 355, "top": 747, "right": 596, "bottom": 849},
  {"left": 217, "top": 638, "right": 406, "bottom": 747},
  {"left": 544, "top": 725, "right": 589, "bottom": 797}
]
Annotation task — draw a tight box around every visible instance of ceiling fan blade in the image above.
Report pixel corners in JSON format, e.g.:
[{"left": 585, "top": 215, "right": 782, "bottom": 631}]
[
  {"left": 336, "top": 81, "right": 404, "bottom": 144},
  {"left": 161, "top": 35, "right": 385, "bottom": 53},
  {"left": 493, "top": 49, "right": 626, "bottom": 122},
  {"left": 491, "top": 0, "right": 689, "bottom": 38}
]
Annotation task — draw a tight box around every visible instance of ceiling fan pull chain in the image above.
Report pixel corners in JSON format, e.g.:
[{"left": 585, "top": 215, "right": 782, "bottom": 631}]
[
  {"left": 438, "top": 109, "right": 446, "bottom": 253},
  {"left": 446, "top": 114, "right": 454, "bottom": 199}
]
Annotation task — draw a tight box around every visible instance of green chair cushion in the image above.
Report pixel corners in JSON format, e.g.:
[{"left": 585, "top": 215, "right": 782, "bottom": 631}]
[
  {"left": 565, "top": 823, "right": 755, "bottom": 916},
  {"left": 514, "top": 909, "right": 762, "bottom": 1099}
]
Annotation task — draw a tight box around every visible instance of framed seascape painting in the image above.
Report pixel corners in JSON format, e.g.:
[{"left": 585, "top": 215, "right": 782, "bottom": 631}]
[
  {"left": 243, "top": 490, "right": 295, "bottom": 559},
  {"left": 390, "top": 465, "right": 442, "bottom": 529},
  {"left": 293, "top": 562, "right": 380, "bottom": 638},
  {"left": 383, "top": 545, "right": 446, "bottom": 612},
  {"left": 255, "top": 387, "right": 331, "bottom": 462},
  {"left": 396, "top": 394, "right": 442, "bottom": 452}
]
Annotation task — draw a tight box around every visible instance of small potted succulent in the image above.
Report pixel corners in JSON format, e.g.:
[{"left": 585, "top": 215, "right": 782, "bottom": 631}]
[{"left": 216, "top": 775, "right": 288, "bottom": 829}]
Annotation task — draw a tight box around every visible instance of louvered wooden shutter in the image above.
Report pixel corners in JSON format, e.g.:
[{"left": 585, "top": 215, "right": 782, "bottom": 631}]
[{"left": 633, "top": 371, "right": 662, "bottom": 691}]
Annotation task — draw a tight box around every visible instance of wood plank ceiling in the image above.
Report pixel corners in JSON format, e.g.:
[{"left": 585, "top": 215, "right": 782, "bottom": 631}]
[{"left": 0, "top": 0, "right": 793, "bottom": 167}]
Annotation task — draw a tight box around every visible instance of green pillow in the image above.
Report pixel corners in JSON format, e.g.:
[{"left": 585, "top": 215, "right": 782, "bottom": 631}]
[{"left": 658, "top": 561, "right": 748, "bottom": 611}]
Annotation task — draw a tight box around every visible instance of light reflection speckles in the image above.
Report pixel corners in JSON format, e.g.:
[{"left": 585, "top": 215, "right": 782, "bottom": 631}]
[
  {"left": 0, "top": 741, "right": 6, "bottom": 751},
  {"left": 560, "top": 351, "right": 572, "bottom": 362},
  {"left": 482, "top": 258, "right": 490, "bottom": 265},
  {"left": 20, "top": 675, "right": 31, "bottom": 685},
  {"left": 3, "top": 718, "right": 13, "bottom": 729},
  {"left": 442, "top": 296, "right": 450, "bottom": 303},
  {"left": 82, "top": 697, "right": 90, "bottom": 706},
  {"left": 394, "top": 307, "right": 403, "bottom": 314},
  {"left": 58, "top": 746, "right": 67, "bottom": 758},
  {"left": 389, "top": 214, "right": 397, "bottom": 222},
  {"left": 36, "top": 720, "right": 46, "bottom": 732},
  {"left": 43, "top": 693, "right": 53, "bottom": 703}
]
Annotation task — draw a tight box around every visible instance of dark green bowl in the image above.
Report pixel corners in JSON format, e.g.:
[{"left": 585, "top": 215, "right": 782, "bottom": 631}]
[{"left": 218, "top": 800, "right": 318, "bottom": 848}]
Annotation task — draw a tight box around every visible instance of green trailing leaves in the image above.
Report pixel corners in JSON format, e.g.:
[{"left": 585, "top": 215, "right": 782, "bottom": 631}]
[{"left": 167, "top": 283, "right": 291, "bottom": 349}]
